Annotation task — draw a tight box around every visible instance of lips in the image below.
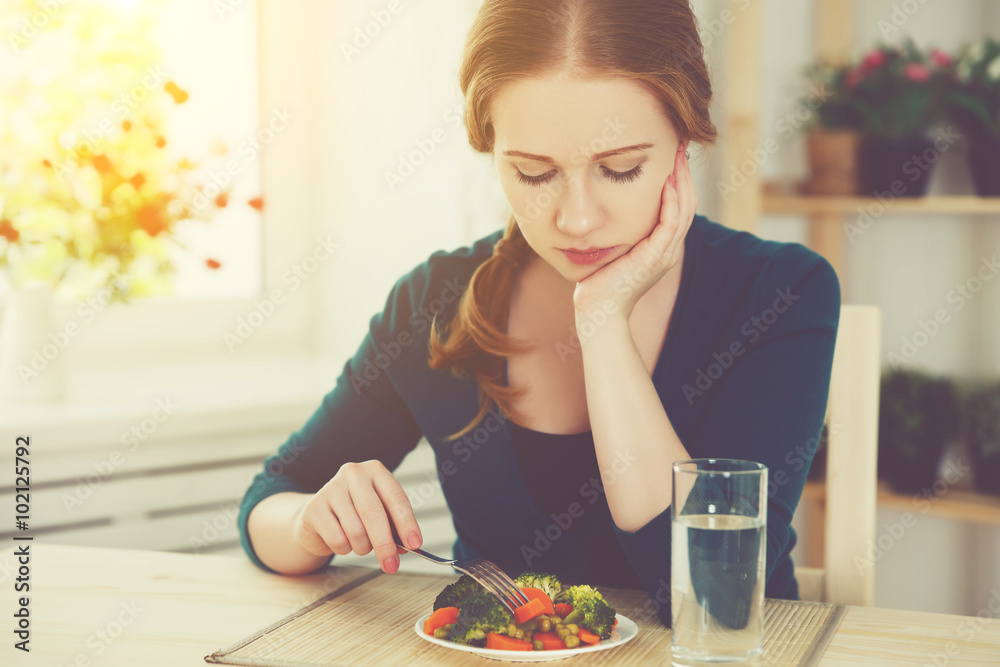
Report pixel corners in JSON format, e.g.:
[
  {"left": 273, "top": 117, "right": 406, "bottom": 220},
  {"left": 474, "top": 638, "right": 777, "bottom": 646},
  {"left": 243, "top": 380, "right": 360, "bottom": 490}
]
[
  {"left": 560, "top": 246, "right": 619, "bottom": 265},
  {"left": 562, "top": 246, "right": 612, "bottom": 253}
]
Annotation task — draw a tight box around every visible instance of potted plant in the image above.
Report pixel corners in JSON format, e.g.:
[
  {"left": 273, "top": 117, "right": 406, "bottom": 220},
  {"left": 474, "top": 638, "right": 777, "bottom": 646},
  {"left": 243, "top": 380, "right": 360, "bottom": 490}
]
[
  {"left": 801, "top": 60, "right": 863, "bottom": 195},
  {"left": 877, "top": 369, "right": 961, "bottom": 495},
  {"left": 959, "top": 380, "right": 1000, "bottom": 496},
  {"left": 847, "top": 39, "right": 952, "bottom": 197},
  {"left": 949, "top": 37, "right": 1000, "bottom": 196}
]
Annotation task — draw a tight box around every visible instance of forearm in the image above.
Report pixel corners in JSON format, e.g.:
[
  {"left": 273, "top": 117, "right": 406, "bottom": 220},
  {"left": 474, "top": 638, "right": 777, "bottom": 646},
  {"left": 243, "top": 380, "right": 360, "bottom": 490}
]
[
  {"left": 247, "top": 491, "right": 331, "bottom": 575},
  {"left": 578, "top": 316, "right": 690, "bottom": 533}
]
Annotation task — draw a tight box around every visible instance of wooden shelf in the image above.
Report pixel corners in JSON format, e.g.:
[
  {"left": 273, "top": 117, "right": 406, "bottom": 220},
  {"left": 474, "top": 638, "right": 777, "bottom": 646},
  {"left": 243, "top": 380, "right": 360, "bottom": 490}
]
[
  {"left": 802, "top": 480, "right": 1000, "bottom": 527},
  {"left": 762, "top": 182, "right": 1000, "bottom": 215}
]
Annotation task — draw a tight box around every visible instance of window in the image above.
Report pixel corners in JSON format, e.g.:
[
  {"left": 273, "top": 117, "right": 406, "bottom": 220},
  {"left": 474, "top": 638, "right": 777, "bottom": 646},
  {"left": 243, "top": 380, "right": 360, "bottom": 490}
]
[{"left": 1, "top": 0, "right": 321, "bottom": 370}]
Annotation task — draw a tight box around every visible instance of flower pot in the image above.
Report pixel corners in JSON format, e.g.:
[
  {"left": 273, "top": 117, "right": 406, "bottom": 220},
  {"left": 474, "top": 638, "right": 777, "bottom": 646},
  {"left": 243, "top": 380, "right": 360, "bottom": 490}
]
[
  {"left": 805, "top": 129, "right": 861, "bottom": 195},
  {"left": 970, "top": 444, "right": 1000, "bottom": 496},
  {"left": 961, "top": 383, "right": 1000, "bottom": 497},
  {"left": 967, "top": 136, "right": 1000, "bottom": 197},
  {"left": 882, "top": 448, "right": 948, "bottom": 495},
  {"left": 0, "top": 283, "right": 68, "bottom": 403},
  {"left": 878, "top": 371, "right": 960, "bottom": 495},
  {"left": 859, "top": 135, "right": 936, "bottom": 197}
]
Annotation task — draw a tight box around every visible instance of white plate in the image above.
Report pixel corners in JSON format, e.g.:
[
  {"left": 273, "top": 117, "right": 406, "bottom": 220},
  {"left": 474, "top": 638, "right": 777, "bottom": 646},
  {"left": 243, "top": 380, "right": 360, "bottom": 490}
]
[{"left": 414, "top": 612, "right": 638, "bottom": 662}]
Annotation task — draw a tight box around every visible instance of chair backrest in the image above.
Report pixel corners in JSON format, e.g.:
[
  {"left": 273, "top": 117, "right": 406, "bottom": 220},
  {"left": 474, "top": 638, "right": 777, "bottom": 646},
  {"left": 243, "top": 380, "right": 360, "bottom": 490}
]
[{"left": 795, "top": 305, "right": 881, "bottom": 606}]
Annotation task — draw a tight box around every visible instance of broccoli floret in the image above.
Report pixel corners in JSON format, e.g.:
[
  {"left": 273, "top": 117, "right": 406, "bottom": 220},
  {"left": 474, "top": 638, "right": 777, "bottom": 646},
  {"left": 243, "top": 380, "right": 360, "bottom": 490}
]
[
  {"left": 433, "top": 573, "right": 481, "bottom": 611},
  {"left": 555, "top": 585, "right": 617, "bottom": 640},
  {"left": 448, "top": 589, "right": 514, "bottom": 646},
  {"left": 513, "top": 571, "right": 562, "bottom": 601}
]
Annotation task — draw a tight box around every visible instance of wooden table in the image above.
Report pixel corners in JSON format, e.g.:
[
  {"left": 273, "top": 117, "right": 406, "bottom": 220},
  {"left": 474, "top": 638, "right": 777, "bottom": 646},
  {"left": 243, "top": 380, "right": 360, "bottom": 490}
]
[{"left": 2, "top": 543, "right": 999, "bottom": 666}]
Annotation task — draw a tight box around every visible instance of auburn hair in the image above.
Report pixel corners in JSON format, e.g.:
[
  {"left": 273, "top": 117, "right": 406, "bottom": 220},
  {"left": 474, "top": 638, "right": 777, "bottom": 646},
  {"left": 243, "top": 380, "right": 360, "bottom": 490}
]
[{"left": 428, "top": 0, "right": 718, "bottom": 442}]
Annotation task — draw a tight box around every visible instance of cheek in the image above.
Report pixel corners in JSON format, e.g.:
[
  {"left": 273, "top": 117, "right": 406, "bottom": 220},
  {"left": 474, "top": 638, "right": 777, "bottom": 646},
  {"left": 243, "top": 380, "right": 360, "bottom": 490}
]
[
  {"left": 502, "top": 180, "right": 552, "bottom": 225},
  {"left": 618, "top": 180, "right": 664, "bottom": 236}
]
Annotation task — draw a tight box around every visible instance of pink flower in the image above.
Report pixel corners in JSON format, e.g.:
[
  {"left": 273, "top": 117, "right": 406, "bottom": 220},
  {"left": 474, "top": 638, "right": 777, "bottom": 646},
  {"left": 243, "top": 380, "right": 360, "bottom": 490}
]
[
  {"left": 845, "top": 66, "right": 864, "bottom": 89},
  {"left": 930, "top": 48, "right": 952, "bottom": 68},
  {"left": 862, "top": 50, "right": 887, "bottom": 71},
  {"left": 904, "top": 63, "right": 932, "bottom": 82}
]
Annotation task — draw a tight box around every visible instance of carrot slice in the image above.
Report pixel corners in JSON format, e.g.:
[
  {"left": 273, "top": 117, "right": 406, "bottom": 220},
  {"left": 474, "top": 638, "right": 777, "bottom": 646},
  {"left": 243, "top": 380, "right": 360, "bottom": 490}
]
[
  {"left": 554, "top": 603, "right": 574, "bottom": 619},
  {"left": 486, "top": 633, "right": 533, "bottom": 651},
  {"left": 613, "top": 616, "right": 618, "bottom": 627},
  {"left": 577, "top": 628, "right": 600, "bottom": 645},
  {"left": 520, "top": 587, "right": 556, "bottom": 615},
  {"left": 513, "top": 597, "right": 545, "bottom": 625},
  {"left": 423, "top": 606, "right": 459, "bottom": 635},
  {"left": 532, "top": 631, "right": 567, "bottom": 650}
]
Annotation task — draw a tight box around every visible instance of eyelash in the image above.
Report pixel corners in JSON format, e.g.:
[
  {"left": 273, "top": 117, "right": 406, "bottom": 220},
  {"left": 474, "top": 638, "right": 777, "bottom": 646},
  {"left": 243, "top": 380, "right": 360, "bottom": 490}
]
[{"left": 514, "top": 164, "right": 644, "bottom": 187}]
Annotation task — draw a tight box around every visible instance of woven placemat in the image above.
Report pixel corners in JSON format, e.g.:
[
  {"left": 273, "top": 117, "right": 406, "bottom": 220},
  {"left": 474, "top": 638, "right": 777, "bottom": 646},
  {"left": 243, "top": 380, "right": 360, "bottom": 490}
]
[{"left": 205, "top": 569, "right": 846, "bottom": 666}]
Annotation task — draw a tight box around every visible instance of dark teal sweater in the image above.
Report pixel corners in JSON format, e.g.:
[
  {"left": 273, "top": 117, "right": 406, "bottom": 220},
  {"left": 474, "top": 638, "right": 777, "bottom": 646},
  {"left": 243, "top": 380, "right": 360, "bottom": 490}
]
[{"left": 237, "top": 214, "right": 841, "bottom": 628}]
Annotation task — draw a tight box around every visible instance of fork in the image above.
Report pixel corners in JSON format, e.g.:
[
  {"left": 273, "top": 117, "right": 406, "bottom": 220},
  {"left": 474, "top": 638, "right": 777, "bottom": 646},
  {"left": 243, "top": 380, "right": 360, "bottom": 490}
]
[{"left": 392, "top": 536, "right": 531, "bottom": 615}]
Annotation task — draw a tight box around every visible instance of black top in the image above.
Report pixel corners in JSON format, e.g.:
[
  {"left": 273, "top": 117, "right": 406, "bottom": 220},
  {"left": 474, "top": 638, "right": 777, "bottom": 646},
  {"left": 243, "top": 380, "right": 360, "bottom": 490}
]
[{"left": 508, "top": 419, "right": 645, "bottom": 590}]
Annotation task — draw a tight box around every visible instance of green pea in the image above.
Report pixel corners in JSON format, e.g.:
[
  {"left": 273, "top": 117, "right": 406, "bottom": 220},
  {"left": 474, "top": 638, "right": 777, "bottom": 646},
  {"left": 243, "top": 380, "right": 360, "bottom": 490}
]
[
  {"left": 433, "top": 627, "right": 449, "bottom": 639},
  {"left": 533, "top": 640, "right": 545, "bottom": 651},
  {"left": 564, "top": 634, "right": 581, "bottom": 649}
]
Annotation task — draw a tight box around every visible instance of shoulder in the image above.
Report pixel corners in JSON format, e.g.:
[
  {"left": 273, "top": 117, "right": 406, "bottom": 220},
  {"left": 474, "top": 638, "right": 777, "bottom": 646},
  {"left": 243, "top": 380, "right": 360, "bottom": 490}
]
[
  {"left": 377, "top": 228, "right": 501, "bottom": 329},
  {"left": 690, "top": 214, "right": 840, "bottom": 316}
]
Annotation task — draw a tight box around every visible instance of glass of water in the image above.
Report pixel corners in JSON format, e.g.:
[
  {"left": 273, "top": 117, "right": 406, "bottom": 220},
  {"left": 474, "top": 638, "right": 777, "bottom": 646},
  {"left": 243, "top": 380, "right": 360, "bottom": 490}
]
[{"left": 670, "top": 458, "right": 768, "bottom": 665}]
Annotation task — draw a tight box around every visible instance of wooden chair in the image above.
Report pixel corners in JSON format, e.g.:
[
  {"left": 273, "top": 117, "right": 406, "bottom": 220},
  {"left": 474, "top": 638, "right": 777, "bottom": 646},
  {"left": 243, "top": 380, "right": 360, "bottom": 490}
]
[{"left": 795, "top": 305, "right": 881, "bottom": 606}]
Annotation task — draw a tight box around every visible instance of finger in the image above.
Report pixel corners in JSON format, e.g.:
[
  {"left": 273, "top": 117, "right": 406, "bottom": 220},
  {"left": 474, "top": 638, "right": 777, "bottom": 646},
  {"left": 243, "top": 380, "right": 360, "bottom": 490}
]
[
  {"left": 676, "top": 142, "right": 698, "bottom": 229},
  {"left": 303, "top": 502, "right": 352, "bottom": 556},
  {"left": 330, "top": 490, "right": 374, "bottom": 557},
  {"left": 372, "top": 466, "right": 423, "bottom": 551},
  {"left": 293, "top": 499, "right": 335, "bottom": 557},
  {"left": 654, "top": 154, "right": 681, "bottom": 252},
  {"left": 349, "top": 478, "right": 401, "bottom": 574},
  {"left": 662, "top": 145, "right": 692, "bottom": 258}
]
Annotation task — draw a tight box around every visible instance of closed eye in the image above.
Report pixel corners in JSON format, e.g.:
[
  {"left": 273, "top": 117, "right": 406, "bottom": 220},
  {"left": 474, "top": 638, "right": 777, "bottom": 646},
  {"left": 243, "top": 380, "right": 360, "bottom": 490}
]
[{"left": 514, "top": 164, "right": 645, "bottom": 187}]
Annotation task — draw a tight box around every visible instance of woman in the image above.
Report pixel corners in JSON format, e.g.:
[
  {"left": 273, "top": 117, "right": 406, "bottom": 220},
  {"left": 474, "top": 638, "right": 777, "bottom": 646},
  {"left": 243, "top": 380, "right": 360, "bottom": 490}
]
[{"left": 239, "top": 0, "right": 840, "bottom": 628}]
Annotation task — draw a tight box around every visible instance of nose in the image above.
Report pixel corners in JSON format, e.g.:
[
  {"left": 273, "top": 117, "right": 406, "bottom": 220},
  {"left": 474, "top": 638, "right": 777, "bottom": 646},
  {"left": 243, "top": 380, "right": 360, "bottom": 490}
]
[{"left": 555, "top": 171, "right": 604, "bottom": 238}]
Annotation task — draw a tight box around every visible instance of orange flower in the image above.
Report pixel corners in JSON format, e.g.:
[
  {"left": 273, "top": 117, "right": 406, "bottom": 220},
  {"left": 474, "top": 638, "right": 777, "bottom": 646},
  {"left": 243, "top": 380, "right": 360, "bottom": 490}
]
[
  {"left": 205, "top": 258, "right": 221, "bottom": 269},
  {"left": 0, "top": 219, "right": 18, "bottom": 242},
  {"left": 214, "top": 193, "right": 228, "bottom": 208},
  {"left": 129, "top": 172, "right": 146, "bottom": 189},
  {"left": 42, "top": 159, "right": 52, "bottom": 168},
  {"left": 155, "top": 136, "right": 166, "bottom": 148},
  {"left": 122, "top": 120, "right": 132, "bottom": 131},
  {"left": 92, "top": 154, "right": 113, "bottom": 174},
  {"left": 164, "top": 81, "right": 189, "bottom": 104},
  {"left": 136, "top": 203, "right": 167, "bottom": 237},
  {"left": 248, "top": 196, "right": 264, "bottom": 210}
]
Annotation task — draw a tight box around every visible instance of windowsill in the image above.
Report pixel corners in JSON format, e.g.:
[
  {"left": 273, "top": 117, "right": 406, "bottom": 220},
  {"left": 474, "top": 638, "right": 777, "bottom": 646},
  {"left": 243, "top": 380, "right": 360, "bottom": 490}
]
[{"left": 0, "top": 354, "right": 345, "bottom": 452}]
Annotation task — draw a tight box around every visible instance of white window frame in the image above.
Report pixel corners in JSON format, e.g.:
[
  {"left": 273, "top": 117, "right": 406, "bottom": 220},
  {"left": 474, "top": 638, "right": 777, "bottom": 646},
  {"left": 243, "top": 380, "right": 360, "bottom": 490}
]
[{"left": 13, "top": 0, "right": 325, "bottom": 374}]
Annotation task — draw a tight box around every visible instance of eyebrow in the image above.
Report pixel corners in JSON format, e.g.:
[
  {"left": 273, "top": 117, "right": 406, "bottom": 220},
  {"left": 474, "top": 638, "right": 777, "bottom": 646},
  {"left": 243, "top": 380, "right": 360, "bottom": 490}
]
[{"left": 502, "top": 143, "right": 654, "bottom": 164}]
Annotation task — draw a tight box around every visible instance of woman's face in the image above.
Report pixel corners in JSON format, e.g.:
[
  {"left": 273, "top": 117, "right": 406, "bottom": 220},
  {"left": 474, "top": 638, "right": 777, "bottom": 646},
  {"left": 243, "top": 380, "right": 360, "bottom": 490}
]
[{"left": 490, "top": 69, "right": 682, "bottom": 283}]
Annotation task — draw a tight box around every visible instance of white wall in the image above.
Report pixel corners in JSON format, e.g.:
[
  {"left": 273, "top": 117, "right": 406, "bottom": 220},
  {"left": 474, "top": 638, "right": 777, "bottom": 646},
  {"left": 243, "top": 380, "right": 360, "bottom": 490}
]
[{"left": 307, "top": 0, "right": 1000, "bottom": 616}]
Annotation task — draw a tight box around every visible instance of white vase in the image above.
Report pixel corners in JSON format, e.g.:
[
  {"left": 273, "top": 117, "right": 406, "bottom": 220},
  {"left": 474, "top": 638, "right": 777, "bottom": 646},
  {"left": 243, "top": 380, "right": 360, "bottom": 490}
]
[{"left": 0, "top": 283, "right": 68, "bottom": 403}]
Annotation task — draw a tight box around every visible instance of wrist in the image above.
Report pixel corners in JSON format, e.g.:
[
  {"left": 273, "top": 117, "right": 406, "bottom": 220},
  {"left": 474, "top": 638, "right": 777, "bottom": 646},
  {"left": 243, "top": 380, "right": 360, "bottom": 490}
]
[{"left": 575, "top": 311, "right": 631, "bottom": 349}]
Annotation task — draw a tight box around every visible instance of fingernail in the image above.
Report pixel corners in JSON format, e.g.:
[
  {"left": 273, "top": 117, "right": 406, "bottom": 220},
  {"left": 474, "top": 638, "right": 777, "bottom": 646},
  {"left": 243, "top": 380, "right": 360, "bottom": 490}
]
[
  {"left": 407, "top": 531, "right": 422, "bottom": 549},
  {"left": 384, "top": 556, "right": 398, "bottom": 574}
]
